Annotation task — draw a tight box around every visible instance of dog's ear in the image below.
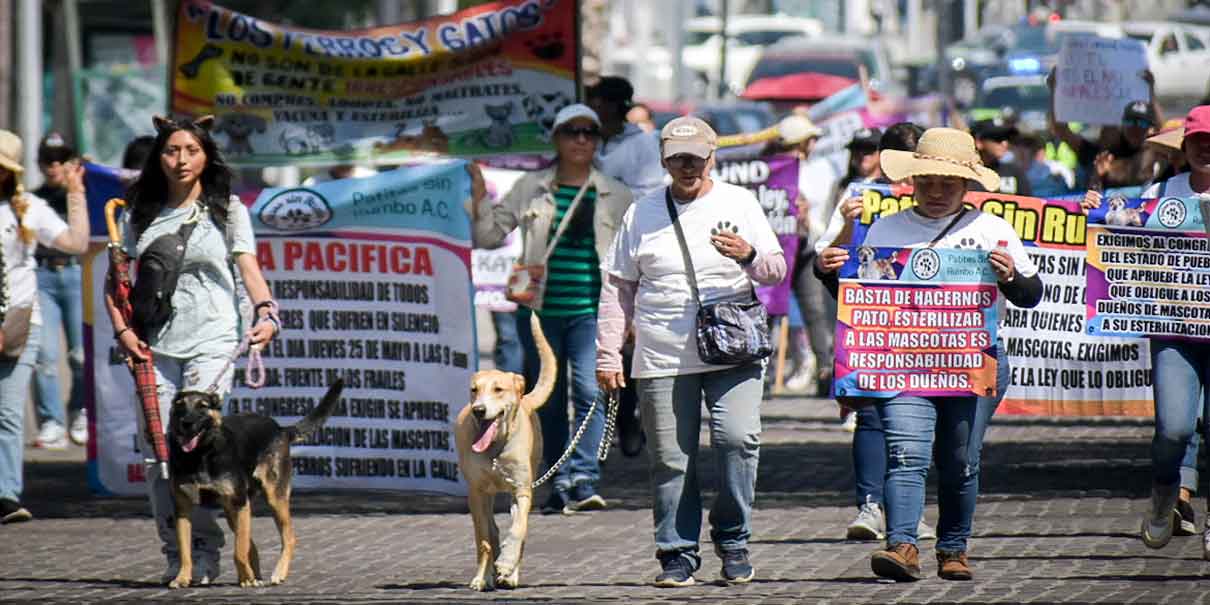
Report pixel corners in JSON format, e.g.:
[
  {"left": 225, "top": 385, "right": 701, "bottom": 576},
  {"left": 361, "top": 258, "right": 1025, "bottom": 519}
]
[{"left": 513, "top": 373, "right": 527, "bottom": 399}]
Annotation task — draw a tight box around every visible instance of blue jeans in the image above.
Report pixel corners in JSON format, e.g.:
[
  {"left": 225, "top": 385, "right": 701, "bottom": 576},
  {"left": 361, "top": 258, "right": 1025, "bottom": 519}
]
[
  {"left": 638, "top": 363, "right": 763, "bottom": 568},
  {"left": 0, "top": 322, "right": 41, "bottom": 502},
  {"left": 1181, "top": 431, "right": 1201, "bottom": 493},
  {"left": 34, "top": 265, "right": 85, "bottom": 426},
  {"left": 491, "top": 310, "right": 524, "bottom": 375},
  {"left": 853, "top": 406, "right": 886, "bottom": 508},
  {"left": 516, "top": 308, "right": 603, "bottom": 492},
  {"left": 877, "top": 344, "right": 1008, "bottom": 552},
  {"left": 1149, "top": 339, "right": 1210, "bottom": 491}
]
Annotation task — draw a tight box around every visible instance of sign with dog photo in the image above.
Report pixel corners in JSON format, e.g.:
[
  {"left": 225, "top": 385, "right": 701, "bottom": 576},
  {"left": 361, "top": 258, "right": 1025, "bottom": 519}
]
[
  {"left": 842, "top": 183, "right": 1153, "bottom": 416},
  {"left": 1086, "top": 196, "right": 1210, "bottom": 340},
  {"left": 88, "top": 161, "right": 477, "bottom": 495},
  {"left": 170, "top": 0, "right": 579, "bottom": 166},
  {"left": 833, "top": 247, "right": 1001, "bottom": 399}
]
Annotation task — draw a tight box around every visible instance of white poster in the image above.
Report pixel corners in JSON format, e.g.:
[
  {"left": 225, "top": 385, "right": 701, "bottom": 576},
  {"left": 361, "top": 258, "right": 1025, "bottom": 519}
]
[{"left": 1055, "top": 35, "right": 1150, "bottom": 126}]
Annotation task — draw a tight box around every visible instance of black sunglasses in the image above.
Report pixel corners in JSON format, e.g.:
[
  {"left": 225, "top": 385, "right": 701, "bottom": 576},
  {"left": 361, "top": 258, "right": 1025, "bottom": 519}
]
[{"left": 558, "top": 126, "right": 601, "bottom": 140}]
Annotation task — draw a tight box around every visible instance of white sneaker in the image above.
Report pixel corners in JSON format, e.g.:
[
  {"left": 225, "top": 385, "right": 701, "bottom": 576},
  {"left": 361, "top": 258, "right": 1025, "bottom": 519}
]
[
  {"left": 69, "top": 411, "right": 88, "bottom": 446},
  {"left": 847, "top": 499, "right": 885, "bottom": 540},
  {"left": 34, "top": 421, "right": 68, "bottom": 450},
  {"left": 841, "top": 411, "right": 857, "bottom": 433},
  {"left": 917, "top": 518, "right": 937, "bottom": 541}
]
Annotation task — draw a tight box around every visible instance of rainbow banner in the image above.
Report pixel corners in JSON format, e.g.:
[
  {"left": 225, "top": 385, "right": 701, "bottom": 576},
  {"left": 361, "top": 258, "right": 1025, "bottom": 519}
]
[
  {"left": 171, "top": 0, "right": 579, "bottom": 166},
  {"left": 834, "top": 247, "right": 1000, "bottom": 399}
]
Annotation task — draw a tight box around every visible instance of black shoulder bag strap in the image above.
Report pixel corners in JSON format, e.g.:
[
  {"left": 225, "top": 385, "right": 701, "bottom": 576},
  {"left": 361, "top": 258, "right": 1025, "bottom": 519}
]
[
  {"left": 664, "top": 189, "right": 704, "bottom": 309},
  {"left": 664, "top": 188, "right": 760, "bottom": 306},
  {"left": 928, "top": 208, "right": 968, "bottom": 248}
]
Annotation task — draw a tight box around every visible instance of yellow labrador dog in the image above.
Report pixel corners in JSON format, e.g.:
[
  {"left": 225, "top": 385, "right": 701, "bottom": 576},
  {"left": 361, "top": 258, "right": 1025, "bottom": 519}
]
[{"left": 455, "top": 317, "right": 556, "bottom": 591}]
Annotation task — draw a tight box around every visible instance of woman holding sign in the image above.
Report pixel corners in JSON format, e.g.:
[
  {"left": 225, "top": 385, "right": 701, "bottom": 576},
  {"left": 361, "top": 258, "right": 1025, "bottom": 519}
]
[
  {"left": 818, "top": 128, "right": 1043, "bottom": 582},
  {"left": 1135, "top": 105, "right": 1210, "bottom": 559},
  {"left": 105, "top": 115, "right": 279, "bottom": 584}
]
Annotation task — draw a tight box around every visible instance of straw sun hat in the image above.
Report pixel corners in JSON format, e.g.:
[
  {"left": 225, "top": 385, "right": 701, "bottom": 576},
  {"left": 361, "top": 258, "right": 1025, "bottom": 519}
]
[
  {"left": 0, "top": 129, "right": 25, "bottom": 175},
  {"left": 880, "top": 127, "right": 1000, "bottom": 192}
]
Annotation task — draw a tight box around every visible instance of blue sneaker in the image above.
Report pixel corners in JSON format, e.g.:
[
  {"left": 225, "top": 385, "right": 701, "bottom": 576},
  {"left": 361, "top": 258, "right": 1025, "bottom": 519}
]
[
  {"left": 564, "top": 482, "right": 606, "bottom": 513},
  {"left": 719, "top": 548, "right": 754, "bottom": 584},
  {"left": 654, "top": 554, "right": 696, "bottom": 587}
]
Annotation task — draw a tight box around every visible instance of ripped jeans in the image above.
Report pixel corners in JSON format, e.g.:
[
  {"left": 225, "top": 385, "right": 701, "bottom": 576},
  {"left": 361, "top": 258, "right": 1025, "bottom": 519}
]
[{"left": 876, "top": 346, "right": 1008, "bottom": 552}]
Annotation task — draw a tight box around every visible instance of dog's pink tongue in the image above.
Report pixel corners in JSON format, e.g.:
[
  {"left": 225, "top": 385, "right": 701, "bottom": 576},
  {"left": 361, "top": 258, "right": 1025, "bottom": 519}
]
[
  {"left": 471, "top": 419, "right": 498, "bottom": 453},
  {"left": 181, "top": 433, "right": 201, "bottom": 453}
]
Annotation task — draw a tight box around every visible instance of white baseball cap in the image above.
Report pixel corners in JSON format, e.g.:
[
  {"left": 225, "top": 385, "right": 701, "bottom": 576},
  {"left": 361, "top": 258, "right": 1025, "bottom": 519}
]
[{"left": 551, "top": 103, "right": 601, "bottom": 132}]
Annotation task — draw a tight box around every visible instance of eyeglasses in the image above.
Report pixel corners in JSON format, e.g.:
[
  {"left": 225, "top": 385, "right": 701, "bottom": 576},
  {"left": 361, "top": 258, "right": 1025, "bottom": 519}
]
[
  {"left": 558, "top": 126, "right": 600, "bottom": 140},
  {"left": 666, "top": 154, "right": 709, "bottom": 170}
]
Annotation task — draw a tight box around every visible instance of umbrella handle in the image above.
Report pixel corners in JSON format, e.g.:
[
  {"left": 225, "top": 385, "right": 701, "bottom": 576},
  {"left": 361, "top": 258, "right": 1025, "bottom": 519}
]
[{"left": 105, "top": 198, "right": 127, "bottom": 245}]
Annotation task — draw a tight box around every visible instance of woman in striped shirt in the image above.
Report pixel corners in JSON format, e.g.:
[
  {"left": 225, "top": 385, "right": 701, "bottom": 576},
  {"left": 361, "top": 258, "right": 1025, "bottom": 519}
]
[{"left": 470, "top": 104, "right": 634, "bottom": 514}]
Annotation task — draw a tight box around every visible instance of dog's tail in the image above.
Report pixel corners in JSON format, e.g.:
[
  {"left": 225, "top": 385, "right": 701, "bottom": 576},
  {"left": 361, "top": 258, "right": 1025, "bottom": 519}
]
[
  {"left": 287, "top": 378, "right": 344, "bottom": 444},
  {"left": 520, "top": 318, "right": 556, "bottom": 412}
]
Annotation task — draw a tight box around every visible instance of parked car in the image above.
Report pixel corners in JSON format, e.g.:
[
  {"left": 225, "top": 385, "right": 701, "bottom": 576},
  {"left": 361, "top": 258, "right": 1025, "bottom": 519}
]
[
  {"left": 1121, "top": 21, "right": 1210, "bottom": 99},
  {"left": 643, "top": 101, "right": 776, "bottom": 137},
  {"left": 742, "top": 36, "right": 903, "bottom": 101},
  {"left": 681, "top": 14, "right": 824, "bottom": 97},
  {"left": 967, "top": 74, "right": 1050, "bottom": 134}
]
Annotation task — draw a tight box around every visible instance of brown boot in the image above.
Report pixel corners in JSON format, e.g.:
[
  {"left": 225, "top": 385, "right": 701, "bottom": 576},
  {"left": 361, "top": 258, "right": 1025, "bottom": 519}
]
[
  {"left": 870, "top": 543, "right": 921, "bottom": 582},
  {"left": 936, "top": 550, "right": 973, "bottom": 581}
]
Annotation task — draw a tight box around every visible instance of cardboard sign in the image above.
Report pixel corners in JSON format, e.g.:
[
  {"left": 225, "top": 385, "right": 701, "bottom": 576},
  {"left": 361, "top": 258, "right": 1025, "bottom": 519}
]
[{"left": 1054, "top": 35, "right": 1149, "bottom": 126}]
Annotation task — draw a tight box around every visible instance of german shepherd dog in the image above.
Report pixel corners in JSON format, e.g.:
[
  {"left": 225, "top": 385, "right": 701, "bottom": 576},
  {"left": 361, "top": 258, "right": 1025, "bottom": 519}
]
[{"left": 166, "top": 379, "right": 344, "bottom": 588}]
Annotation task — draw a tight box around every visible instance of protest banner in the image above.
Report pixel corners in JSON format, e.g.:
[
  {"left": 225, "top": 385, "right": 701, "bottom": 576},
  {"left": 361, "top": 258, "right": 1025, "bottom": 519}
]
[
  {"left": 73, "top": 65, "right": 165, "bottom": 168},
  {"left": 170, "top": 0, "right": 579, "bottom": 166},
  {"left": 1086, "top": 195, "right": 1210, "bottom": 340},
  {"left": 712, "top": 154, "right": 799, "bottom": 315},
  {"left": 1054, "top": 35, "right": 1150, "bottom": 126},
  {"left": 833, "top": 247, "right": 1000, "bottom": 399},
  {"left": 840, "top": 183, "right": 1152, "bottom": 415},
  {"left": 88, "top": 162, "right": 476, "bottom": 495},
  {"left": 472, "top": 167, "right": 525, "bottom": 312}
]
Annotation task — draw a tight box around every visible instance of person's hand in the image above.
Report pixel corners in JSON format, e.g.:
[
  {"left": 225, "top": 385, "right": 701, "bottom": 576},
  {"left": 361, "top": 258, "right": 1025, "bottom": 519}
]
[
  {"left": 840, "top": 196, "right": 863, "bottom": 220},
  {"left": 817, "top": 246, "right": 850, "bottom": 274},
  {"left": 711, "top": 231, "right": 754, "bottom": 263},
  {"left": 597, "top": 370, "right": 626, "bottom": 391},
  {"left": 989, "top": 249, "right": 1016, "bottom": 283},
  {"left": 795, "top": 196, "right": 810, "bottom": 233},
  {"left": 64, "top": 160, "right": 86, "bottom": 195},
  {"left": 1093, "top": 150, "right": 1114, "bottom": 177},
  {"left": 248, "top": 319, "right": 277, "bottom": 347},
  {"left": 1081, "top": 189, "right": 1102, "bottom": 214},
  {"left": 466, "top": 162, "right": 486, "bottom": 219},
  {"left": 118, "top": 330, "right": 151, "bottom": 362}
]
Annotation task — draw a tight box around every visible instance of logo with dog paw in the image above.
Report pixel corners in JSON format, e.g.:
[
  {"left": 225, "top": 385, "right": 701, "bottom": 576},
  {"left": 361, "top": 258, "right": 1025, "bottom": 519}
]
[
  {"left": 258, "top": 189, "right": 333, "bottom": 232},
  {"left": 910, "top": 249, "right": 942, "bottom": 280},
  {"left": 1157, "top": 197, "right": 1186, "bottom": 229},
  {"left": 710, "top": 221, "right": 739, "bottom": 236}
]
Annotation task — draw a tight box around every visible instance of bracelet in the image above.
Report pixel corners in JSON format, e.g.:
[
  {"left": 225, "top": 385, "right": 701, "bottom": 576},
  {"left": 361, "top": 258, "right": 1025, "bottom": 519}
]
[{"left": 114, "top": 326, "right": 132, "bottom": 341}]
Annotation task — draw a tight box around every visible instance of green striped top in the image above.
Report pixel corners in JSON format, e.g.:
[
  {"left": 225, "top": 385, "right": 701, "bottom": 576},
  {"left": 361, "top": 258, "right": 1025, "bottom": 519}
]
[{"left": 540, "top": 184, "right": 600, "bottom": 317}]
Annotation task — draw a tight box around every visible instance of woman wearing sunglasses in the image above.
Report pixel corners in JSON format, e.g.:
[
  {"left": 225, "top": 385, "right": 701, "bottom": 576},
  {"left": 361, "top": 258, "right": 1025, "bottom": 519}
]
[{"left": 469, "top": 103, "right": 634, "bottom": 514}]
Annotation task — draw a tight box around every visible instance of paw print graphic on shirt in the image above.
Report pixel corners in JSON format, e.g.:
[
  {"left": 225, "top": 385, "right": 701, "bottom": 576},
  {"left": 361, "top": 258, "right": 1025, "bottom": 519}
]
[
  {"left": 710, "top": 221, "right": 739, "bottom": 236},
  {"left": 955, "top": 237, "right": 982, "bottom": 250}
]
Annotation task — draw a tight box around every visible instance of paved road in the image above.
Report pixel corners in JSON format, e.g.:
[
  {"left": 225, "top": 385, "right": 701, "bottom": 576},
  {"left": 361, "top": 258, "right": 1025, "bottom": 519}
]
[{"left": 3, "top": 396, "right": 1207, "bottom": 604}]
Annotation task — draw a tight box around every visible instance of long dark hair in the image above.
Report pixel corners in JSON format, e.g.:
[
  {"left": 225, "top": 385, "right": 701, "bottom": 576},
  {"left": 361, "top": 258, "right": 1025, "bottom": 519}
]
[{"left": 126, "top": 115, "right": 232, "bottom": 238}]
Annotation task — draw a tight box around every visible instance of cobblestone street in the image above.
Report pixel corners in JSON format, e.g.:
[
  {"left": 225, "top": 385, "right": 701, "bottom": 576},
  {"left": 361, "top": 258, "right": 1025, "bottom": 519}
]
[{"left": 3, "top": 396, "right": 1207, "bottom": 604}]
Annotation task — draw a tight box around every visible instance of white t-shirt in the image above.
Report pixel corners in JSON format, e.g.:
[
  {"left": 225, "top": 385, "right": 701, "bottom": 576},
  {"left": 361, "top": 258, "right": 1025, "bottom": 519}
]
[
  {"left": 2, "top": 194, "right": 69, "bottom": 325},
  {"left": 606, "top": 181, "right": 783, "bottom": 378},
  {"left": 863, "top": 208, "right": 1039, "bottom": 323},
  {"left": 798, "top": 157, "right": 840, "bottom": 246},
  {"left": 1141, "top": 172, "right": 1201, "bottom": 198}
]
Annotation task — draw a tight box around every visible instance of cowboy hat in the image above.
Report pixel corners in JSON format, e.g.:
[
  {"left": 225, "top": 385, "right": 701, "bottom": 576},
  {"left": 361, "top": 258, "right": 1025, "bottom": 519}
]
[
  {"left": 880, "top": 127, "right": 1000, "bottom": 191},
  {"left": 0, "top": 130, "right": 24, "bottom": 175}
]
